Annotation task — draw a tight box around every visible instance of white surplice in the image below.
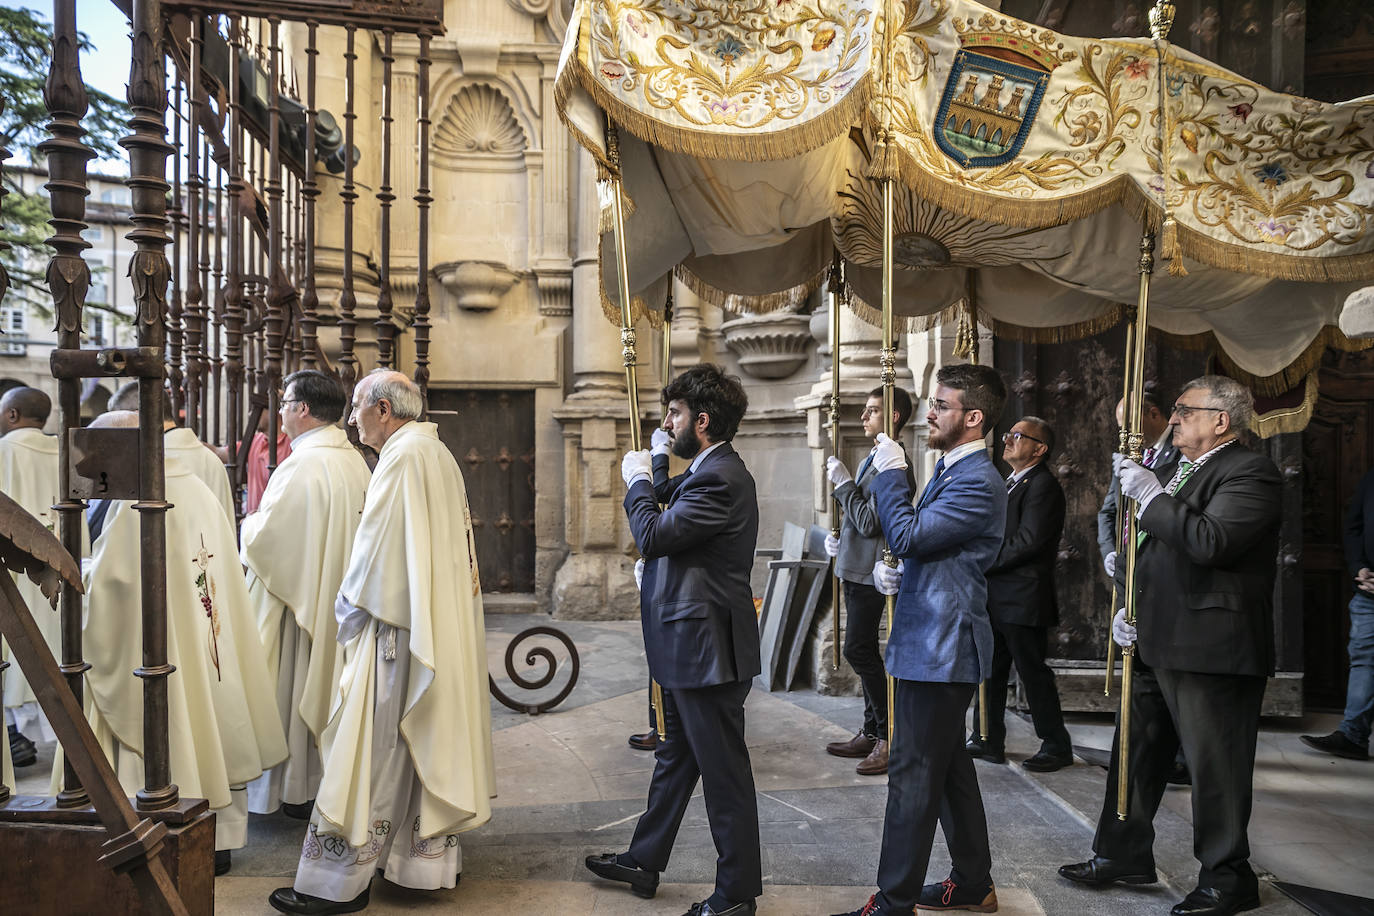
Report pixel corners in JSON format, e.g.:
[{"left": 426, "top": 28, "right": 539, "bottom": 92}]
[
  {"left": 77, "top": 458, "right": 287, "bottom": 850},
  {"left": 241, "top": 424, "right": 370, "bottom": 814},
  {"left": 294, "top": 421, "right": 494, "bottom": 901},
  {"left": 0, "top": 427, "right": 87, "bottom": 737},
  {"left": 164, "top": 426, "right": 235, "bottom": 522}
]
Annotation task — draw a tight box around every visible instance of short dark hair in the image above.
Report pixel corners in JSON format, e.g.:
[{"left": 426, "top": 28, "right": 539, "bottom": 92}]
[
  {"left": 935, "top": 363, "right": 1005, "bottom": 435},
  {"left": 284, "top": 369, "right": 346, "bottom": 424},
  {"left": 1021, "top": 415, "right": 1055, "bottom": 458},
  {"left": 109, "top": 380, "right": 175, "bottom": 422},
  {"left": 662, "top": 364, "right": 748, "bottom": 442},
  {"left": 867, "top": 385, "right": 914, "bottom": 433}
]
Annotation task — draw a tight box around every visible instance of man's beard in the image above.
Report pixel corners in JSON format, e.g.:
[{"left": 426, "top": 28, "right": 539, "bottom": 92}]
[
  {"left": 671, "top": 423, "right": 703, "bottom": 460},
  {"left": 927, "top": 422, "right": 951, "bottom": 452}
]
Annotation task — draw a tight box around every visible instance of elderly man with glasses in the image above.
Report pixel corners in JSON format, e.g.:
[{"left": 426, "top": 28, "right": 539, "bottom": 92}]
[
  {"left": 1060, "top": 375, "right": 1281, "bottom": 916},
  {"left": 967, "top": 416, "right": 1074, "bottom": 772}
]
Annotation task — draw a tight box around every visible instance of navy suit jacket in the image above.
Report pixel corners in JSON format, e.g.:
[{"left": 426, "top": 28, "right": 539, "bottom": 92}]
[
  {"left": 871, "top": 449, "right": 1007, "bottom": 684},
  {"left": 987, "top": 462, "right": 1065, "bottom": 627},
  {"left": 625, "top": 441, "right": 761, "bottom": 689}
]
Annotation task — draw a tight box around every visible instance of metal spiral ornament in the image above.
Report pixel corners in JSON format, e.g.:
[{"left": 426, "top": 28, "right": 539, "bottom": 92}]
[{"left": 488, "top": 626, "right": 582, "bottom": 715}]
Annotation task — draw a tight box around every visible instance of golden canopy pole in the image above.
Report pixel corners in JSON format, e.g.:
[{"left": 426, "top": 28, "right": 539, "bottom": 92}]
[
  {"left": 1116, "top": 233, "right": 1155, "bottom": 819},
  {"left": 880, "top": 179, "right": 898, "bottom": 747},
  {"left": 828, "top": 253, "right": 843, "bottom": 670},
  {"left": 607, "top": 124, "right": 667, "bottom": 741},
  {"left": 964, "top": 289, "right": 989, "bottom": 743},
  {"left": 1105, "top": 318, "right": 1135, "bottom": 696}
]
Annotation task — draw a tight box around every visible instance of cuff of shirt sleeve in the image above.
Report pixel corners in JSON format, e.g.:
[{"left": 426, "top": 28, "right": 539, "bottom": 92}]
[
  {"left": 1134, "top": 490, "right": 1162, "bottom": 516},
  {"left": 628, "top": 472, "right": 653, "bottom": 487}
]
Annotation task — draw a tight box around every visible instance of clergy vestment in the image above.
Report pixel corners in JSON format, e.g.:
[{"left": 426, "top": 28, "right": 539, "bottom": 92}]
[
  {"left": 165, "top": 426, "right": 235, "bottom": 522},
  {"left": 294, "top": 420, "right": 494, "bottom": 902},
  {"left": 77, "top": 458, "right": 287, "bottom": 850},
  {"left": 242, "top": 424, "right": 370, "bottom": 814},
  {"left": 0, "top": 427, "right": 87, "bottom": 738}
]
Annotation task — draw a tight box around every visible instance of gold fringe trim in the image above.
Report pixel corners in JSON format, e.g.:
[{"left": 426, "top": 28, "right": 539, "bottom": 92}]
[
  {"left": 597, "top": 249, "right": 665, "bottom": 330},
  {"left": 559, "top": 51, "right": 873, "bottom": 164},
  {"left": 844, "top": 289, "right": 955, "bottom": 334},
  {"left": 1157, "top": 324, "right": 1374, "bottom": 397},
  {"left": 1249, "top": 372, "right": 1318, "bottom": 439},
  {"left": 983, "top": 304, "right": 1129, "bottom": 344},
  {"left": 674, "top": 262, "right": 828, "bottom": 316}
]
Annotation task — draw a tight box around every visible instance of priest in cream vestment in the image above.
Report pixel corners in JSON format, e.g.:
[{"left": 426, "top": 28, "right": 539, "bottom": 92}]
[
  {"left": 72, "top": 410, "right": 287, "bottom": 862},
  {"left": 243, "top": 371, "right": 370, "bottom": 818},
  {"left": 0, "top": 387, "right": 87, "bottom": 765},
  {"left": 270, "top": 370, "right": 494, "bottom": 916},
  {"left": 109, "top": 382, "right": 235, "bottom": 522}
]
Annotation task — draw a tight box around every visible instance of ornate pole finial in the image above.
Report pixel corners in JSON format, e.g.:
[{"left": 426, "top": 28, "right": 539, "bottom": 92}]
[{"left": 1149, "top": 0, "right": 1176, "bottom": 41}]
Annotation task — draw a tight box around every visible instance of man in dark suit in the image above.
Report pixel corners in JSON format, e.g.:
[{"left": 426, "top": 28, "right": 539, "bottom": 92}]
[
  {"left": 1097, "top": 390, "right": 1178, "bottom": 578},
  {"left": 968, "top": 415, "right": 1073, "bottom": 772},
  {"left": 1060, "top": 375, "right": 1281, "bottom": 916},
  {"left": 820, "top": 385, "right": 917, "bottom": 777},
  {"left": 587, "top": 364, "right": 761, "bottom": 916},
  {"left": 834, "top": 363, "right": 1008, "bottom": 916}
]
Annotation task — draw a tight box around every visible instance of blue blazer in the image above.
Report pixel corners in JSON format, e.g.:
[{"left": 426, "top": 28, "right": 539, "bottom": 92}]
[
  {"left": 625, "top": 442, "right": 761, "bottom": 689},
  {"left": 871, "top": 450, "right": 1008, "bottom": 684}
]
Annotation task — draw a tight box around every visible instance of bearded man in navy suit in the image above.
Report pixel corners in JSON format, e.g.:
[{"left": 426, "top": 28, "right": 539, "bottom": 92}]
[
  {"left": 586, "top": 364, "right": 761, "bottom": 916},
  {"left": 834, "top": 362, "right": 1008, "bottom": 916}
]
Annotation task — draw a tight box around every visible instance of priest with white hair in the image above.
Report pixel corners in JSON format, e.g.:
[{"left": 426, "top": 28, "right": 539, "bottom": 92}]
[
  {"left": 243, "top": 370, "right": 371, "bottom": 819},
  {"left": 270, "top": 369, "right": 495, "bottom": 916},
  {"left": 73, "top": 408, "right": 287, "bottom": 875},
  {"left": 0, "top": 386, "right": 85, "bottom": 767}
]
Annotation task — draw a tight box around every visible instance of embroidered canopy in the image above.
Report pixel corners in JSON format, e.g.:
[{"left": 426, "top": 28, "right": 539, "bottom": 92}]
[{"left": 555, "top": 0, "right": 1374, "bottom": 386}]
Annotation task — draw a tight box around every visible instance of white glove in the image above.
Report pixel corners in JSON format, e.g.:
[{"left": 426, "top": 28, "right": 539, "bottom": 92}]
[
  {"left": 1119, "top": 459, "right": 1164, "bottom": 507},
  {"left": 634, "top": 557, "right": 645, "bottom": 590},
  {"left": 650, "top": 428, "right": 670, "bottom": 457},
  {"left": 872, "top": 559, "right": 903, "bottom": 595},
  {"left": 872, "top": 433, "right": 908, "bottom": 473},
  {"left": 1112, "top": 607, "right": 1137, "bottom": 649},
  {"left": 824, "top": 532, "right": 840, "bottom": 558},
  {"left": 826, "top": 455, "right": 852, "bottom": 487},
  {"left": 621, "top": 449, "right": 652, "bottom": 488},
  {"left": 1104, "top": 551, "right": 1117, "bottom": 578},
  {"left": 1112, "top": 452, "right": 1124, "bottom": 475}
]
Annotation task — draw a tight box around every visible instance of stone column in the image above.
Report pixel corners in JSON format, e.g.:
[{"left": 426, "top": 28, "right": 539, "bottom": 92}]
[
  {"left": 795, "top": 295, "right": 915, "bottom": 695},
  {"left": 551, "top": 146, "right": 642, "bottom": 619}
]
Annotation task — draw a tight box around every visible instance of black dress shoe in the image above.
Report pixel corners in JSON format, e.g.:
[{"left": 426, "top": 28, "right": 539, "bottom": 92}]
[
  {"left": 684, "top": 900, "right": 757, "bottom": 916},
  {"left": 8, "top": 724, "right": 37, "bottom": 768},
  {"left": 1300, "top": 730, "right": 1370, "bottom": 760},
  {"left": 215, "top": 850, "right": 231, "bottom": 876},
  {"left": 1170, "top": 886, "right": 1260, "bottom": 916},
  {"left": 584, "top": 852, "right": 659, "bottom": 899},
  {"left": 268, "top": 886, "right": 371, "bottom": 915},
  {"left": 1022, "top": 749, "right": 1074, "bottom": 772},
  {"left": 965, "top": 738, "right": 1005, "bottom": 764},
  {"left": 915, "top": 877, "right": 997, "bottom": 911},
  {"left": 1058, "top": 855, "right": 1157, "bottom": 886},
  {"left": 282, "top": 800, "right": 315, "bottom": 820},
  {"left": 628, "top": 730, "right": 659, "bottom": 751}
]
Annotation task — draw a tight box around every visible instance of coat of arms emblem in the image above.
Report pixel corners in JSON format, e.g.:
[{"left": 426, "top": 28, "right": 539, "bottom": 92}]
[{"left": 934, "top": 18, "right": 1076, "bottom": 169}]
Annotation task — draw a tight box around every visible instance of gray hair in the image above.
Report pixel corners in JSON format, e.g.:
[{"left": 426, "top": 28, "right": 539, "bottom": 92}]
[
  {"left": 1180, "top": 375, "right": 1253, "bottom": 431},
  {"left": 361, "top": 368, "right": 423, "bottom": 420},
  {"left": 1020, "top": 415, "right": 1055, "bottom": 458}
]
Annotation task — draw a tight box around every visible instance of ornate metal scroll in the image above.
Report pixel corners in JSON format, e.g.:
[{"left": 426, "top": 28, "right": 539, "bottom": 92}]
[
  {"left": 487, "top": 627, "right": 581, "bottom": 716},
  {"left": 224, "top": 17, "right": 247, "bottom": 510},
  {"left": 125, "top": 0, "right": 177, "bottom": 812},
  {"left": 338, "top": 24, "right": 359, "bottom": 397},
  {"left": 265, "top": 16, "right": 285, "bottom": 473},
  {"left": 299, "top": 19, "right": 321, "bottom": 371},
  {"left": 413, "top": 29, "right": 433, "bottom": 408},
  {"left": 374, "top": 28, "right": 396, "bottom": 369},
  {"left": 38, "top": 0, "right": 93, "bottom": 807}
]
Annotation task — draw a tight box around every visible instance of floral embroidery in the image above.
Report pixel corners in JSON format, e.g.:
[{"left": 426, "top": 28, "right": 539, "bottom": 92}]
[
  {"left": 355, "top": 819, "right": 392, "bottom": 867},
  {"left": 1254, "top": 163, "right": 1288, "bottom": 188},
  {"left": 302, "top": 824, "right": 323, "bottom": 860},
  {"left": 1123, "top": 57, "right": 1150, "bottom": 79},
  {"left": 191, "top": 534, "right": 221, "bottom": 681},
  {"left": 408, "top": 815, "right": 450, "bottom": 860},
  {"left": 1227, "top": 102, "right": 1252, "bottom": 123}
]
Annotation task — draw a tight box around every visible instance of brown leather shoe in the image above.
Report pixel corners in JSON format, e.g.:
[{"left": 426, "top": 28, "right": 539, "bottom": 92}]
[
  {"left": 827, "top": 732, "right": 877, "bottom": 759},
  {"left": 628, "top": 730, "right": 659, "bottom": 751},
  {"left": 856, "top": 738, "right": 888, "bottom": 775}
]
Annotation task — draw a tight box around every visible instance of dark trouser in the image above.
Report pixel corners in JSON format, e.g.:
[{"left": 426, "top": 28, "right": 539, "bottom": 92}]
[
  {"left": 980, "top": 619, "right": 1071, "bottom": 756},
  {"left": 843, "top": 580, "right": 890, "bottom": 739},
  {"left": 875, "top": 680, "right": 992, "bottom": 912},
  {"left": 629, "top": 679, "right": 762, "bottom": 903},
  {"left": 1094, "top": 663, "right": 1265, "bottom": 897}
]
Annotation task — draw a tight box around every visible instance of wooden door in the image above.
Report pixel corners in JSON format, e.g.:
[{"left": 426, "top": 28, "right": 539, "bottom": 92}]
[
  {"left": 429, "top": 389, "right": 536, "bottom": 593},
  {"left": 1301, "top": 351, "right": 1374, "bottom": 708}
]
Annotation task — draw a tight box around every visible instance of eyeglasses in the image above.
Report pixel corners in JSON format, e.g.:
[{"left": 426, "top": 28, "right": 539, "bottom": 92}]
[
  {"left": 860, "top": 406, "right": 883, "bottom": 418},
  {"left": 1171, "top": 403, "right": 1225, "bottom": 419},
  {"left": 1002, "top": 430, "right": 1044, "bottom": 445},
  {"left": 927, "top": 398, "right": 969, "bottom": 414}
]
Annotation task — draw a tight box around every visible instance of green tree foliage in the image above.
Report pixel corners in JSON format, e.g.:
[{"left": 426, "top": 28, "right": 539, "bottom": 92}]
[{"left": 1, "top": 5, "right": 129, "bottom": 304}]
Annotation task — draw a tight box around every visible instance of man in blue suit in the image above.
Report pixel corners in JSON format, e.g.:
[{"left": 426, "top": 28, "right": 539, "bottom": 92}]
[
  {"left": 835, "top": 362, "right": 1008, "bottom": 916},
  {"left": 586, "top": 364, "right": 762, "bottom": 916}
]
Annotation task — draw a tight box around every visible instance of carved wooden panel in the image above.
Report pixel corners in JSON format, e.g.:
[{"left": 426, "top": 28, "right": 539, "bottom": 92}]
[{"left": 429, "top": 389, "right": 536, "bottom": 593}]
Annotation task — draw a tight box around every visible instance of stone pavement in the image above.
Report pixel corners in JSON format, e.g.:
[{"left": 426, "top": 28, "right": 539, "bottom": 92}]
[{"left": 13, "top": 613, "right": 1371, "bottom": 914}]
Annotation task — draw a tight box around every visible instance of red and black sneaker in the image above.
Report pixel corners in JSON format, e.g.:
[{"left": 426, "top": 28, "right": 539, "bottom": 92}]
[{"left": 916, "top": 878, "right": 998, "bottom": 912}]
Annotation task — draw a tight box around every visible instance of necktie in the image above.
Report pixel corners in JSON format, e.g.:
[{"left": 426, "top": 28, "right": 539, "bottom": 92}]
[
  {"left": 919, "top": 457, "right": 946, "bottom": 506},
  {"left": 1006, "top": 475, "right": 1017, "bottom": 492},
  {"left": 1143, "top": 446, "right": 1157, "bottom": 468},
  {"left": 857, "top": 452, "right": 874, "bottom": 481}
]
